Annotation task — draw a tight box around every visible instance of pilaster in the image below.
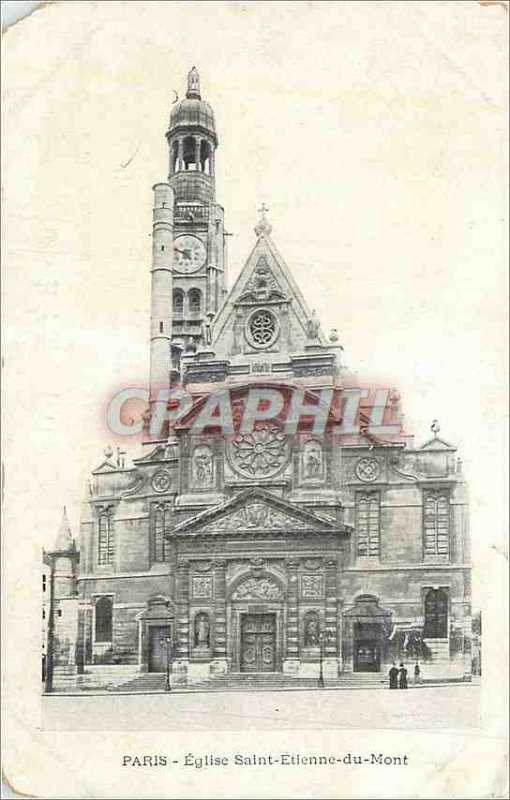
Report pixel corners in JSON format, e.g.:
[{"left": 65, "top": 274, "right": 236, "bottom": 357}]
[
  {"left": 211, "top": 560, "right": 228, "bottom": 675},
  {"left": 176, "top": 559, "right": 190, "bottom": 665},
  {"left": 324, "top": 558, "right": 339, "bottom": 657}
]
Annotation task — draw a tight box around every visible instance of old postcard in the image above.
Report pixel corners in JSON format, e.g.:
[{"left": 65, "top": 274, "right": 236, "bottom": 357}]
[{"left": 2, "top": 1, "right": 508, "bottom": 798}]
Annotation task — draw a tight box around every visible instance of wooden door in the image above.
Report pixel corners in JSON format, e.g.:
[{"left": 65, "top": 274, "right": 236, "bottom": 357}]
[
  {"left": 240, "top": 614, "right": 276, "bottom": 672},
  {"left": 148, "top": 626, "right": 171, "bottom": 673},
  {"left": 353, "top": 623, "right": 381, "bottom": 672}
]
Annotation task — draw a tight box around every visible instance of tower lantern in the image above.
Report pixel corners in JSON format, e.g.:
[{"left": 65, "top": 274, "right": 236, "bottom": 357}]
[
  {"left": 166, "top": 66, "right": 218, "bottom": 204},
  {"left": 158, "top": 68, "right": 227, "bottom": 371}
]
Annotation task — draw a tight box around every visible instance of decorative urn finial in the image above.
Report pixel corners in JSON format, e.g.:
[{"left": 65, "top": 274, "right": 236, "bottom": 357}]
[
  {"left": 431, "top": 419, "right": 440, "bottom": 437},
  {"left": 103, "top": 445, "right": 116, "bottom": 465}
]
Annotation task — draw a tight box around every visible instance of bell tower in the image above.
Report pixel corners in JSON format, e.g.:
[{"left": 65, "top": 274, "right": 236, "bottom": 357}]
[{"left": 166, "top": 67, "right": 227, "bottom": 366}]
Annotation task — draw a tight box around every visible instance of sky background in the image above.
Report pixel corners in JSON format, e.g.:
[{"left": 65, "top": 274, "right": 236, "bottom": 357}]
[{"left": 3, "top": 1, "right": 508, "bottom": 611}]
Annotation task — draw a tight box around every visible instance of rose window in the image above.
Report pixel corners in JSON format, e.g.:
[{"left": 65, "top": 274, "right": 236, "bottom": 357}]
[
  {"left": 229, "top": 424, "right": 288, "bottom": 478},
  {"left": 245, "top": 308, "right": 278, "bottom": 349}
]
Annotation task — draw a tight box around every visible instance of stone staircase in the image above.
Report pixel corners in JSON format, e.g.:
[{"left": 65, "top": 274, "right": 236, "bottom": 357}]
[
  {"left": 49, "top": 667, "right": 469, "bottom": 694},
  {"left": 109, "top": 671, "right": 389, "bottom": 693},
  {"left": 112, "top": 673, "right": 168, "bottom": 693},
  {"left": 334, "top": 671, "right": 388, "bottom": 689},
  {"left": 192, "top": 672, "right": 321, "bottom": 692}
]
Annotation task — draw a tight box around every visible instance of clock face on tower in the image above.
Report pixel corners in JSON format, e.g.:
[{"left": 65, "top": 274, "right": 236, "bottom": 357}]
[{"left": 173, "top": 234, "right": 207, "bottom": 274}]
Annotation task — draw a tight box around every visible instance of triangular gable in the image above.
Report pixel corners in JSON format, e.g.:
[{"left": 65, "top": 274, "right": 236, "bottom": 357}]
[
  {"left": 211, "top": 232, "right": 325, "bottom": 353},
  {"left": 419, "top": 436, "right": 456, "bottom": 452},
  {"left": 92, "top": 460, "right": 118, "bottom": 475},
  {"left": 171, "top": 487, "right": 344, "bottom": 535}
]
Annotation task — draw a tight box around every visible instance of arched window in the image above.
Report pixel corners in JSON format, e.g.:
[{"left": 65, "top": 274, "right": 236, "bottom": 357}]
[
  {"left": 423, "top": 492, "right": 450, "bottom": 556},
  {"left": 356, "top": 492, "right": 380, "bottom": 557},
  {"left": 423, "top": 588, "right": 448, "bottom": 638},
  {"left": 173, "top": 289, "right": 184, "bottom": 313},
  {"left": 98, "top": 513, "right": 114, "bottom": 565},
  {"left": 200, "top": 140, "right": 210, "bottom": 175},
  {"left": 188, "top": 288, "right": 202, "bottom": 314},
  {"left": 172, "top": 141, "right": 179, "bottom": 173},
  {"left": 95, "top": 596, "right": 113, "bottom": 642},
  {"left": 152, "top": 504, "right": 171, "bottom": 562},
  {"left": 183, "top": 136, "right": 197, "bottom": 171}
]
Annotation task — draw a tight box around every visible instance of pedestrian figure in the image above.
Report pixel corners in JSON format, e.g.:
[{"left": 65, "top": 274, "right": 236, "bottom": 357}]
[
  {"left": 388, "top": 662, "right": 399, "bottom": 689},
  {"left": 398, "top": 662, "right": 408, "bottom": 689},
  {"left": 414, "top": 662, "right": 421, "bottom": 685}
]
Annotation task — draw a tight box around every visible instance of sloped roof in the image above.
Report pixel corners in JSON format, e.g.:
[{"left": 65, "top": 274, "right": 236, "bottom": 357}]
[
  {"left": 54, "top": 507, "right": 73, "bottom": 550},
  {"left": 211, "top": 229, "right": 324, "bottom": 347},
  {"left": 419, "top": 435, "right": 456, "bottom": 452}
]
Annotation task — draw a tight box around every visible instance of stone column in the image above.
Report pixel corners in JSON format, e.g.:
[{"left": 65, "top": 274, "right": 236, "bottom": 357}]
[
  {"left": 323, "top": 558, "right": 339, "bottom": 679},
  {"left": 177, "top": 137, "right": 184, "bottom": 172},
  {"left": 83, "top": 605, "right": 93, "bottom": 666},
  {"left": 211, "top": 560, "right": 228, "bottom": 677},
  {"left": 174, "top": 559, "right": 190, "bottom": 684},
  {"left": 195, "top": 137, "right": 201, "bottom": 171},
  {"left": 336, "top": 597, "right": 344, "bottom": 673},
  {"left": 283, "top": 559, "right": 300, "bottom": 676},
  {"left": 75, "top": 607, "right": 87, "bottom": 675}
]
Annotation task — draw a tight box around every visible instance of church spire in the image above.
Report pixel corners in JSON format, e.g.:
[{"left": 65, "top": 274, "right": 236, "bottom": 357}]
[
  {"left": 54, "top": 507, "right": 73, "bottom": 551},
  {"left": 186, "top": 66, "right": 201, "bottom": 99}
]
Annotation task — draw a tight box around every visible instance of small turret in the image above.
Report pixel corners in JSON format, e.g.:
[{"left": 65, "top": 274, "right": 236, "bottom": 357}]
[
  {"left": 54, "top": 506, "right": 73, "bottom": 551},
  {"left": 45, "top": 507, "right": 78, "bottom": 599}
]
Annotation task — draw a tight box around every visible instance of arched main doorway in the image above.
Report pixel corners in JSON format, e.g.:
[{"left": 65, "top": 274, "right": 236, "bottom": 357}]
[{"left": 227, "top": 573, "right": 286, "bottom": 673}]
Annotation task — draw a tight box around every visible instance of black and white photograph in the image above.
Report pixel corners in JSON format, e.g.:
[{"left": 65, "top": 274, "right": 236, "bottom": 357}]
[{"left": 2, "top": 1, "right": 508, "bottom": 798}]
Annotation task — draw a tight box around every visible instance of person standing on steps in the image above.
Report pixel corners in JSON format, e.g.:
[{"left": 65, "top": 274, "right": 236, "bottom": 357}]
[
  {"left": 398, "top": 662, "right": 408, "bottom": 689},
  {"left": 389, "top": 662, "right": 399, "bottom": 689},
  {"left": 414, "top": 662, "right": 421, "bottom": 685}
]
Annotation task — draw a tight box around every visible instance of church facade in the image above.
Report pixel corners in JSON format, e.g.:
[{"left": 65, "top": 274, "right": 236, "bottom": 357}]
[{"left": 43, "top": 69, "right": 472, "bottom": 691}]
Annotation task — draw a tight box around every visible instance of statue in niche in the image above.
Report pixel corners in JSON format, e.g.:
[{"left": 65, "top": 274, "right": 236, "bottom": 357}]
[
  {"left": 192, "top": 445, "right": 213, "bottom": 486},
  {"left": 304, "top": 613, "right": 320, "bottom": 647},
  {"left": 201, "top": 317, "right": 213, "bottom": 346},
  {"left": 303, "top": 440, "right": 324, "bottom": 479},
  {"left": 194, "top": 613, "right": 210, "bottom": 648},
  {"left": 306, "top": 309, "right": 320, "bottom": 340}
]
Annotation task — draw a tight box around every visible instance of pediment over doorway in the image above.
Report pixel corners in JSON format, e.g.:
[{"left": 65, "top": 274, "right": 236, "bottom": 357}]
[
  {"left": 170, "top": 487, "right": 347, "bottom": 536},
  {"left": 137, "top": 595, "right": 174, "bottom": 621},
  {"left": 343, "top": 594, "right": 391, "bottom": 620}
]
